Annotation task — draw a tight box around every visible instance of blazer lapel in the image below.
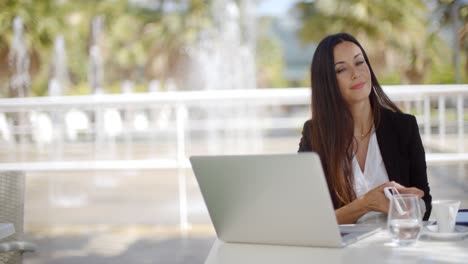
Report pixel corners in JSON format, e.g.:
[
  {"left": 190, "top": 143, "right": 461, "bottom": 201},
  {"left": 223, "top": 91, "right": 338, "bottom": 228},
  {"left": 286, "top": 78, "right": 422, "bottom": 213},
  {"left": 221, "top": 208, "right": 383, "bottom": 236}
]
[{"left": 376, "top": 109, "right": 401, "bottom": 182}]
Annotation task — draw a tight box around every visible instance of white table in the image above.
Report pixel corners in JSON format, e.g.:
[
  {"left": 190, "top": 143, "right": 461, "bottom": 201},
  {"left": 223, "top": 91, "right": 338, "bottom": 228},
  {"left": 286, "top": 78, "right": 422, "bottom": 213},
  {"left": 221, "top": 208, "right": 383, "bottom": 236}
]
[
  {"left": 0, "top": 224, "right": 15, "bottom": 241},
  {"left": 205, "top": 230, "right": 468, "bottom": 264}
]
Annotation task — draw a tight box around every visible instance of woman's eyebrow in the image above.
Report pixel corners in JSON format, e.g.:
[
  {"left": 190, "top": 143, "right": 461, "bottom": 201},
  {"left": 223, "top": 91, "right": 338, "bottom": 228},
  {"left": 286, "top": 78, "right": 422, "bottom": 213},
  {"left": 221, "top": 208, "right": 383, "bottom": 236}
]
[
  {"left": 334, "top": 53, "right": 363, "bottom": 65},
  {"left": 354, "top": 53, "right": 363, "bottom": 59}
]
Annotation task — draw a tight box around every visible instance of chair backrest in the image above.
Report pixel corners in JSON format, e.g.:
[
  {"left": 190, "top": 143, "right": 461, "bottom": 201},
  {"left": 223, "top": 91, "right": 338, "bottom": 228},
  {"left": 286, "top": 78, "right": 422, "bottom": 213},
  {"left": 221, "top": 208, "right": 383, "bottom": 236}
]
[
  {"left": 0, "top": 171, "right": 25, "bottom": 236},
  {"left": 0, "top": 171, "right": 26, "bottom": 264}
]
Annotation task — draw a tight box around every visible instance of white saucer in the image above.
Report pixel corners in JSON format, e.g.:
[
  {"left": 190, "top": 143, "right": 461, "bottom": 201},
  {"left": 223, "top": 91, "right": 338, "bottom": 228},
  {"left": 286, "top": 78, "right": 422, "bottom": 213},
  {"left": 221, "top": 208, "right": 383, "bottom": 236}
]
[{"left": 421, "top": 225, "right": 468, "bottom": 241}]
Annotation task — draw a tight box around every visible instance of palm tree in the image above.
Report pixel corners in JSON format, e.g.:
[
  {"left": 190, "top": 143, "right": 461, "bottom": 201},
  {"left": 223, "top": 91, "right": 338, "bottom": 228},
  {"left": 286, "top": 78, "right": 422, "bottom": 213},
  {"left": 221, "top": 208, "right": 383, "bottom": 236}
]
[
  {"left": 431, "top": 0, "right": 468, "bottom": 83},
  {"left": 0, "top": 0, "right": 260, "bottom": 95},
  {"left": 0, "top": 0, "right": 67, "bottom": 96},
  {"left": 294, "top": 0, "right": 451, "bottom": 84},
  {"left": 0, "top": 0, "right": 217, "bottom": 95}
]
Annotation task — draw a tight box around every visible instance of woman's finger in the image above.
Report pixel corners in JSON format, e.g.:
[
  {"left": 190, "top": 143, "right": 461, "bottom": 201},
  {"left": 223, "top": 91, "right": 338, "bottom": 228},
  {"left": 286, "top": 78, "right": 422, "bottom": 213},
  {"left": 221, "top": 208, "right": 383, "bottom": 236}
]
[{"left": 398, "top": 187, "right": 424, "bottom": 197}]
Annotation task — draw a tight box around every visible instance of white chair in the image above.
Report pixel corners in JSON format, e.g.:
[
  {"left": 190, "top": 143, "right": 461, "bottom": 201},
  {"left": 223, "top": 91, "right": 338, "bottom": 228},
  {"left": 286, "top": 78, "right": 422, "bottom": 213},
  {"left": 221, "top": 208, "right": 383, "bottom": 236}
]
[{"left": 0, "top": 171, "right": 36, "bottom": 264}]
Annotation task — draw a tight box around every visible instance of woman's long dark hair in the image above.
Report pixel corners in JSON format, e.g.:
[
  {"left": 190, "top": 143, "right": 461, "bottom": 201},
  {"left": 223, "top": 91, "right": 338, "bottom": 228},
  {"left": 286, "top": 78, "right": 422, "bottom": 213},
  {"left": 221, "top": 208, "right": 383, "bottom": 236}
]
[{"left": 310, "top": 33, "right": 400, "bottom": 209}]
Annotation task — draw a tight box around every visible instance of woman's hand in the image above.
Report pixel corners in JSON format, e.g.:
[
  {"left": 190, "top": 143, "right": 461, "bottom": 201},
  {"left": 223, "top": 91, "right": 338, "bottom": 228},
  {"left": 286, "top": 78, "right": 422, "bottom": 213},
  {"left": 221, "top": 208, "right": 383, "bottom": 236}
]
[
  {"left": 360, "top": 181, "right": 423, "bottom": 214},
  {"left": 395, "top": 184, "right": 424, "bottom": 198},
  {"left": 359, "top": 182, "right": 393, "bottom": 213},
  {"left": 335, "top": 181, "right": 424, "bottom": 224}
]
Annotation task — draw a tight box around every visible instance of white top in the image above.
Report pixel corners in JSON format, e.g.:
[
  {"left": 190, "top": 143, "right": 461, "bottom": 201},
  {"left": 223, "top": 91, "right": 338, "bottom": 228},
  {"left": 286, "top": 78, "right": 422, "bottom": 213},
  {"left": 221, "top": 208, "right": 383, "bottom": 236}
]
[
  {"left": 353, "top": 131, "right": 389, "bottom": 197},
  {"left": 352, "top": 131, "right": 389, "bottom": 223}
]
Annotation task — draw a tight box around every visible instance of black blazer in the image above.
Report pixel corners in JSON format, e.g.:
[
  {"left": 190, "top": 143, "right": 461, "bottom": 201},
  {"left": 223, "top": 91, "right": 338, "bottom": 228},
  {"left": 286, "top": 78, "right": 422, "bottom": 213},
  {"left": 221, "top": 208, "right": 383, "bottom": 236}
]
[{"left": 298, "top": 108, "right": 432, "bottom": 220}]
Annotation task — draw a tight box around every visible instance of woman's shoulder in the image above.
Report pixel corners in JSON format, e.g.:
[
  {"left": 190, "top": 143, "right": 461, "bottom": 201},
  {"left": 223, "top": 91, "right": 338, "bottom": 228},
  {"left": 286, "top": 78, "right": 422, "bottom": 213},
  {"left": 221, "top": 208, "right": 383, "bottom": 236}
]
[
  {"left": 380, "top": 107, "right": 417, "bottom": 125},
  {"left": 299, "top": 119, "right": 313, "bottom": 152},
  {"left": 380, "top": 107, "right": 419, "bottom": 138},
  {"left": 302, "top": 119, "right": 313, "bottom": 130}
]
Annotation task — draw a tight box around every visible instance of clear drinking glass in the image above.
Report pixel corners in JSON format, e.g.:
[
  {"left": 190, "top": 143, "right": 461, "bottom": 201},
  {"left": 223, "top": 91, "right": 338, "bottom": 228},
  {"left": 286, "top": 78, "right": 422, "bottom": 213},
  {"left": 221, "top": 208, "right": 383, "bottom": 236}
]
[{"left": 387, "top": 194, "right": 423, "bottom": 246}]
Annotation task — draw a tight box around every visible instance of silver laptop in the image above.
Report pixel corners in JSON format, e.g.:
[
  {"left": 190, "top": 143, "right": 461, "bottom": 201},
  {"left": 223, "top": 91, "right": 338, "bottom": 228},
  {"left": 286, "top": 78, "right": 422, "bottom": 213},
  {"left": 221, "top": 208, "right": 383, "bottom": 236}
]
[{"left": 190, "top": 153, "right": 380, "bottom": 248}]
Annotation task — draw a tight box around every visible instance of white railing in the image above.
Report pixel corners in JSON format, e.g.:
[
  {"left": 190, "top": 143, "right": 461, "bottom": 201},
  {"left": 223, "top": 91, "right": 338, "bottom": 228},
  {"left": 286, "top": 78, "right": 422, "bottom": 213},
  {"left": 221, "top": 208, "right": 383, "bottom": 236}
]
[
  {"left": 0, "top": 88, "right": 310, "bottom": 170},
  {"left": 0, "top": 84, "right": 467, "bottom": 171},
  {"left": 1, "top": 84, "right": 467, "bottom": 232}
]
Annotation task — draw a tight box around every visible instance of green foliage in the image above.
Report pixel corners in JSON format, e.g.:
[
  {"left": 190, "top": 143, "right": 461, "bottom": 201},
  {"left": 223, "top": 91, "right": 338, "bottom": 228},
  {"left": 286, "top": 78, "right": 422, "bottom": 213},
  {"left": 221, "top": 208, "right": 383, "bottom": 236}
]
[
  {"left": 427, "top": 59, "right": 468, "bottom": 84},
  {"left": 0, "top": 0, "right": 218, "bottom": 97},
  {"left": 379, "top": 71, "right": 401, "bottom": 85},
  {"left": 72, "top": 82, "right": 92, "bottom": 96},
  {"left": 294, "top": 0, "right": 466, "bottom": 84},
  {"left": 4, "top": 0, "right": 461, "bottom": 97},
  {"left": 256, "top": 17, "right": 288, "bottom": 88},
  {"left": 31, "top": 70, "right": 49, "bottom": 97}
]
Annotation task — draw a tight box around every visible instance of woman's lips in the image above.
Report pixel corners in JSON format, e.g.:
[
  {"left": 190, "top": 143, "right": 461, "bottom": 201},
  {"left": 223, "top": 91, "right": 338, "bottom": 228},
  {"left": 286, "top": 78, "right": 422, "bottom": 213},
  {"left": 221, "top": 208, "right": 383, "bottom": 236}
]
[{"left": 351, "top": 82, "right": 366, "bottom": 90}]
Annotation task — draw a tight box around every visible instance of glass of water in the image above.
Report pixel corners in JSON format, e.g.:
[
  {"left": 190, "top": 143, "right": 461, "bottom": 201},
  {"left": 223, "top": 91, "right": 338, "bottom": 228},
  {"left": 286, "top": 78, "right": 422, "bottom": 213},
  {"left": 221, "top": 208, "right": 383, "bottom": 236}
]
[{"left": 387, "top": 194, "right": 422, "bottom": 246}]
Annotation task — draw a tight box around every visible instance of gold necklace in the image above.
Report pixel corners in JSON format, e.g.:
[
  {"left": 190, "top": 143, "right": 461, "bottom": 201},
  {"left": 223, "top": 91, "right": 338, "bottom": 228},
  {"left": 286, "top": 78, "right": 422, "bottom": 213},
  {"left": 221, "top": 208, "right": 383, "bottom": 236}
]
[{"left": 355, "top": 127, "right": 372, "bottom": 139}]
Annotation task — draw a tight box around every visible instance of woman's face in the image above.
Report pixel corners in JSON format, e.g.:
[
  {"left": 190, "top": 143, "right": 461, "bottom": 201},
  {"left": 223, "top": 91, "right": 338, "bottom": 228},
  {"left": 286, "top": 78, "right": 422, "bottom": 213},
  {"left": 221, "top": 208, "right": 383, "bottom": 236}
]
[{"left": 333, "top": 41, "right": 372, "bottom": 105}]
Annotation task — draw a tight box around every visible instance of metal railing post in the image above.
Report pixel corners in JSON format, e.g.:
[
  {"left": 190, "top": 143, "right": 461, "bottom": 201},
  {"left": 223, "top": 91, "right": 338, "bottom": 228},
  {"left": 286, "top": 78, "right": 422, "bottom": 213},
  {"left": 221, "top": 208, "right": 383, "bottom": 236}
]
[
  {"left": 176, "top": 103, "right": 189, "bottom": 234},
  {"left": 438, "top": 95, "right": 446, "bottom": 145},
  {"left": 424, "top": 95, "right": 431, "bottom": 142},
  {"left": 457, "top": 94, "right": 464, "bottom": 153}
]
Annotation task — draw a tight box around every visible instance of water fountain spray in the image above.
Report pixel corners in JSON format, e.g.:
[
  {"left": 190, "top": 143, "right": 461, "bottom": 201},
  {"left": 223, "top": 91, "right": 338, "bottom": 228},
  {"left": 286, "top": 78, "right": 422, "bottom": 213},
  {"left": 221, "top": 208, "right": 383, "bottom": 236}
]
[
  {"left": 49, "top": 35, "right": 69, "bottom": 96},
  {"left": 88, "top": 16, "right": 105, "bottom": 94},
  {"left": 7, "top": 17, "right": 30, "bottom": 98}
]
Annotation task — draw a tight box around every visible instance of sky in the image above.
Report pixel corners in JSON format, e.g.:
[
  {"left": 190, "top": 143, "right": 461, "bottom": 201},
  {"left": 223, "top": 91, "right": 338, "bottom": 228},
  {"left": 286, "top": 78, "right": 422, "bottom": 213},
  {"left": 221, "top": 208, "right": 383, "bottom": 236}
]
[{"left": 255, "top": 0, "right": 304, "bottom": 16}]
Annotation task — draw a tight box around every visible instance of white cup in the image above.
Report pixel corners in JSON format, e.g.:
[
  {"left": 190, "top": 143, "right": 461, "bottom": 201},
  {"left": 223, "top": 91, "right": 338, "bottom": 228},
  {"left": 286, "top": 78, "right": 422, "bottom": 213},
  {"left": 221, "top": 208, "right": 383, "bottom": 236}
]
[{"left": 431, "top": 200, "right": 461, "bottom": 233}]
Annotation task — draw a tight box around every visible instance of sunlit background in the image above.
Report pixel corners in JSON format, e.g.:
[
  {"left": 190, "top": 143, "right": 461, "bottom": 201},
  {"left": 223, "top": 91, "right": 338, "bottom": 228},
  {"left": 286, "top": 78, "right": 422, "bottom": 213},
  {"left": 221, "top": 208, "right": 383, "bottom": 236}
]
[{"left": 0, "top": 0, "right": 467, "bottom": 263}]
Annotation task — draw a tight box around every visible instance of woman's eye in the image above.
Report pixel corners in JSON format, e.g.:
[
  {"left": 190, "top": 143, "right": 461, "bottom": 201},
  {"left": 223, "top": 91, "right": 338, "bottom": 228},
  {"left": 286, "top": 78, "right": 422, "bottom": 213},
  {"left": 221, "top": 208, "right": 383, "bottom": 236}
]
[
  {"left": 336, "top": 68, "right": 346, "bottom": 74},
  {"left": 356, "top": 61, "right": 365, "bottom": 66}
]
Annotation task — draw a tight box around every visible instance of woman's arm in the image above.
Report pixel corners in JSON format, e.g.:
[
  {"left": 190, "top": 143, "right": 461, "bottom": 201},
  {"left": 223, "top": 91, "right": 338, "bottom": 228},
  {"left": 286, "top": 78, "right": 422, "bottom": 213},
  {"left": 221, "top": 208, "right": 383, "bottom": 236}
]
[
  {"left": 335, "top": 182, "right": 391, "bottom": 224},
  {"left": 335, "top": 196, "right": 369, "bottom": 224},
  {"left": 336, "top": 181, "right": 424, "bottom": 224},
  {"left": 407, "top": 115, "right": 432, "bottom": 220}
]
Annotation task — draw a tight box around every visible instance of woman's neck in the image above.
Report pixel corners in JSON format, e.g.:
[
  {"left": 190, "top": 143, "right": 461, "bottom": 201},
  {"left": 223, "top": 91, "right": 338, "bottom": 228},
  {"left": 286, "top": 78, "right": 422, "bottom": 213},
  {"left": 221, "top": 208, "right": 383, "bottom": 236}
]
[{"left": 349, "top": 100, "right": 373, "bottom": 137}]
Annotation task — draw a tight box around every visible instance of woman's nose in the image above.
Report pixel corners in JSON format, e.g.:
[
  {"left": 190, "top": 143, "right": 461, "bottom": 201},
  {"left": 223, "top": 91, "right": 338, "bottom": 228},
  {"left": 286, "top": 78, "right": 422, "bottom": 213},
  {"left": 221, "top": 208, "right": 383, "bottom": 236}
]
[{"left": 351, "top": 67, "right": 359, "bottom": 80}]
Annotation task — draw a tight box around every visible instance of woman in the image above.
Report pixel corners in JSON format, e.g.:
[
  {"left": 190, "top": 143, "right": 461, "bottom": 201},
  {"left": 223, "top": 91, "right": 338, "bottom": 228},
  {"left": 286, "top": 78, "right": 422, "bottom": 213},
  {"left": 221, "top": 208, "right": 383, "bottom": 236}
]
[{"left": 298, "top": 33, "right": 431, "bottom": 224}]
